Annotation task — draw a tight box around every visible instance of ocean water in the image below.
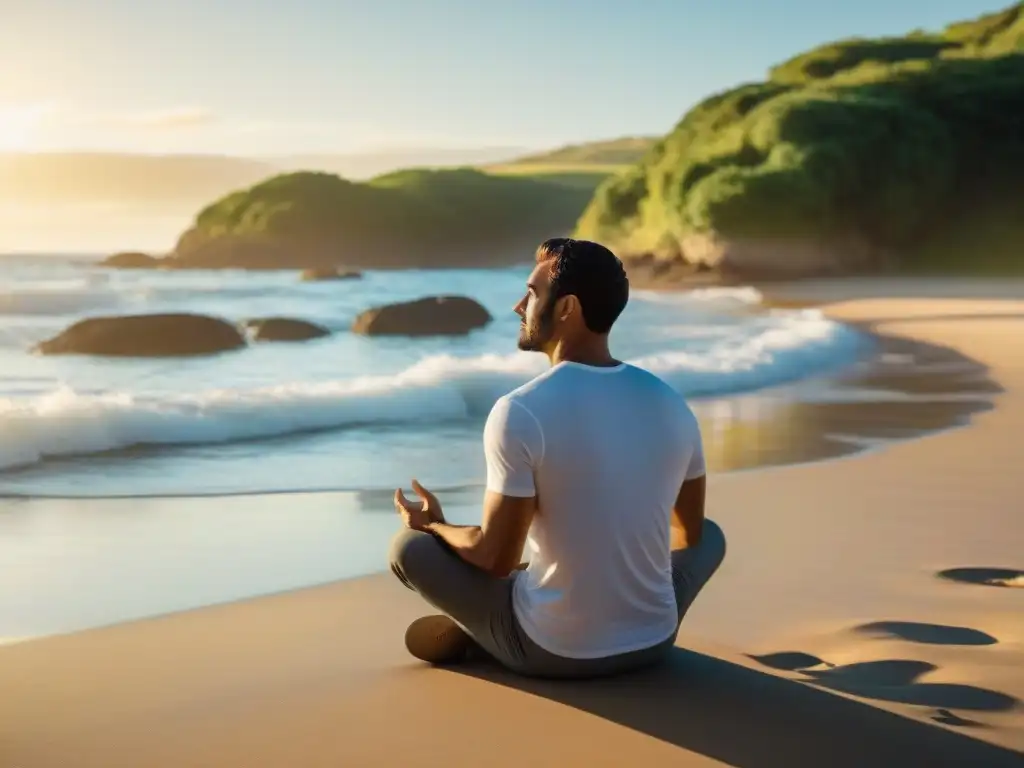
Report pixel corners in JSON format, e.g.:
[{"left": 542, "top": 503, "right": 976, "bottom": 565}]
[
  {"left": 0, "top": 253, "right": 873, "bottom": 498},
  {"left": 0, "top": 253, "right": 882, "bottom": 641}
]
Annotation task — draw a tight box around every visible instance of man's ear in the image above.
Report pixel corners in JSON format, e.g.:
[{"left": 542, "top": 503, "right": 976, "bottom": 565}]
[{"left": 556, "top": 295, "right": 578, "bottom": 323}]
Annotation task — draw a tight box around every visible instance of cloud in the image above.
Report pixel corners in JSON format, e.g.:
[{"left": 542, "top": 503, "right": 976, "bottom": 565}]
[
  {"left": 1, "top": 103, "right": 467, "bottom": 155},
  {"left": 0, "top": 102, "right": 224, "bottom": 152},
  {"left": 1, "top": 103, "right": 216, "bottom": 130},
  {"left": 71, "top": 106, "right": 218, "bottom": 132},
  {"left": 119, "top": 107, "right": 217, "bottom": 129}
]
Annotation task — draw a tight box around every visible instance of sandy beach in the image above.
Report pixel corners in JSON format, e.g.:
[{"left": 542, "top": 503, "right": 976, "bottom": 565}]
[{"left": 2, "top": 278, "right": 1023, "bottom": 767}]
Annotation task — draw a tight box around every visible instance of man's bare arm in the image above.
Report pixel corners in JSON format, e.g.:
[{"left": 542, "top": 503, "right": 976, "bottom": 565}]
[
  {"left": 671, "top": 474, "right": 706, "bottom": 550},
  {"left": 425, "top": 491, "right": 536, "bottom": 577}
]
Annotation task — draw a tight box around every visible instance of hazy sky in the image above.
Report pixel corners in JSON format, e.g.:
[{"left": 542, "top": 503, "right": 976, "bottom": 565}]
[{"left": 0, "top": 0, "right": 1007, "bottom": 155}]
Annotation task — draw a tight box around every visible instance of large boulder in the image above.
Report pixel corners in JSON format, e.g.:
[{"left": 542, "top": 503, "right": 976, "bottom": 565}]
[
  {"left": 36, "top": 313, "right": 247, "bottom": 357},
  {"left": 300, "top": 267, "right": 361, "bottom": 282},
  {"left": 244, "top": 317, "right": 331, "bottom": 342},
  {"left": 352, "top": 296, "right": 492, "bottom": 337},
  {"left": 102, "top": 251, "right": 162, "bottom": 269}
]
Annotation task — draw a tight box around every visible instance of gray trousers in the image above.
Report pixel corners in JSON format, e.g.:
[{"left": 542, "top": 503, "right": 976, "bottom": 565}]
[{"left": 389, "top": 520, "right": 726, "bottom": 679}]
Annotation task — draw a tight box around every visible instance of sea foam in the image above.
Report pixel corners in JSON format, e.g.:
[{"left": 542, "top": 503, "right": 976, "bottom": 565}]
[{"left": 0, "top": 307, "right": 869, "bottom": 472}]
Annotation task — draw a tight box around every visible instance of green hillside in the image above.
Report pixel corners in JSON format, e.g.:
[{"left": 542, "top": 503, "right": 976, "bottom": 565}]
[
  {"left": 575, "top": 3, "right": 1024, "bottom": 274},
  {"left": 486, "top": 137, "right": 656, "bottom": 193},
  {"left": 169, "top": 167, "right": 593, "bottom": 269},
  {"left": 498, "top": 137, "right": 657, "bottom": 168}
]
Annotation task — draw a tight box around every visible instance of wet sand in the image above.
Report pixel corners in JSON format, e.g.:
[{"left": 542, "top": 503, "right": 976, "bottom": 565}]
[
  {"left": 1, "top": 280, "right": 1022, "bottom": 766},
  {"left": 693, "top": 329, "right": 1000, "bottom": 473}
]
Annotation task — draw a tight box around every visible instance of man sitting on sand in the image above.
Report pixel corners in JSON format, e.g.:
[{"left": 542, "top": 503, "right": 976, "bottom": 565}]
[{"left": 389, "top": 238, "right": 726, "bottom": 678}]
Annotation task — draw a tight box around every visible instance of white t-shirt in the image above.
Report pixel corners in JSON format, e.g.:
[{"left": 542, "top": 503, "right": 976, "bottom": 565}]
[{"left": 483, "top": 360, "right": 706, "bottom": 659}]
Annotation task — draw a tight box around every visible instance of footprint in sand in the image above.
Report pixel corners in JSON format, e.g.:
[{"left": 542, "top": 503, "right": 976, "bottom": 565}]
[
  {"left": 936, "top": 567, "right": 1024, "bottom": 589},
  {"left": 748, "top": 651, "right": 835, "bottom": 672},
  {"left": 852, "top": 620, "right": 998, "bottom": 646},
  {"left": 747, "top": 652, "right": 1018, "bottom": 713},
  {"left": 931, "top": 708, "right": 989, "bottom": 728}
]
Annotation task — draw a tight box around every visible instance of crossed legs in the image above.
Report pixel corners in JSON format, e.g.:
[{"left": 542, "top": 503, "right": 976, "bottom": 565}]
[{"left": 389, "top": 520, "right": 726, "bottom": 678}]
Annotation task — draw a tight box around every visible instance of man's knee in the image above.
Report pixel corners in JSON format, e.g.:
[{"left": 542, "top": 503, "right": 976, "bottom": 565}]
[
  {"left": 389, "top": 527, "right": 442, "bottom": 590},
  {"left": 672, "top": 518, "right": 726, "bottom": 597},
  {"left": 701, "top": 519, "right": 726, "bottom": 572}
]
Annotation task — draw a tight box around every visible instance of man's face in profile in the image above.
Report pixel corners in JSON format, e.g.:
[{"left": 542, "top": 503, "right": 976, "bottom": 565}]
[{"left": 515, "top": 261, "right": 556, "bottom": 352}]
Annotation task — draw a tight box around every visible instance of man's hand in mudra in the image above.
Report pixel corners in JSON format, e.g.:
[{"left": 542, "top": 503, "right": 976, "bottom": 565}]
[{"left": 394, "top": 479, "right": 445, "bottom": 531}]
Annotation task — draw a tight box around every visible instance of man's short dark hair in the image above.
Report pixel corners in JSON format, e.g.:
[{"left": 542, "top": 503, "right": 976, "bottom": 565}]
[{"left": 535, "top": 238, "right": 629, "bottom": 334}]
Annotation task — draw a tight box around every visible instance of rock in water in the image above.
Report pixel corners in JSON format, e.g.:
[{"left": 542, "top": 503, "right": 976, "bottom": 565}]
[
  {"left": 245, "top": 317, "right": 331, "bottom": 342},
  {"left": 351, "top": 296, "right": 492, "bottom": 337},
  {"left": 300, "top": 268, "right": 361, "bottom": 281},
  {"left": 36, "top": 313, "right": 247, "bottom": 357},
  {"left": 101, "top": 251, "right": 161, "bottom": 268}
]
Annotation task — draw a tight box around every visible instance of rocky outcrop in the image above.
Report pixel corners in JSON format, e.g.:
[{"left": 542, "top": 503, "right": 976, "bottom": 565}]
[
  {"left": 165, "top": 232, "right": 290, "bottom": 270},
  {"left": 300, "top": 268, "right": 361, "bottom": 281},
  {"left": 351, "top": 296, "right": 492, "bottom": 337},
  {"left": 620, "top": 232, "right": 896, "bottom": 288},
  {"left": 244, "top": 317, "right": 331, "bottom": 342},
  {"left": 623, "top": 253, "right": 725, "bottom": 289},
  {"left": 36, "top": 313, "right": 246, "bottom": 357},
  {"left": 101, "top": 251, "right": 161, "bottom": 268},
  {"left": 679, "top": 233, "right": 881, "bottom": 278}
]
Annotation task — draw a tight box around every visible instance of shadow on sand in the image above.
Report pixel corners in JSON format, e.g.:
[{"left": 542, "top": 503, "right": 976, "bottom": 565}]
[
  {"left": 852, "top": 620, "right": 999, "bottom": 646},
  {"left": 749, "top": 652, "right": 1017, "bottom": 712},
  {"left": 937, "top": 567, "right": 1024, "bottom": 589},
  {"left": 450, "top": 647, "right": 1022, "bottom": 767}
]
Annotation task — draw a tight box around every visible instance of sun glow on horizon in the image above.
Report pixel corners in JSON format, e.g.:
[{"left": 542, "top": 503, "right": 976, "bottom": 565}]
[{"left": 0, "top": 103, "right": 55, "bottom": 152}]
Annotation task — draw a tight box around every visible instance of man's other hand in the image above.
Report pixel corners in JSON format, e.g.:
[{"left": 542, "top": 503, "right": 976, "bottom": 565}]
[{"left": 394, "top": 479, "right": 445, "bottom": 531}]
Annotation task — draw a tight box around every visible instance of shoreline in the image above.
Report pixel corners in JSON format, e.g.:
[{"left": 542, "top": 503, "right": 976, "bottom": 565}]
[
  {"left": 2, "top": 279, "right": 1023, "bottom": 765},
  {"left": 0, "top": 315, "right": 995, "bottom": 501},
  {"left": 0, "top": 270, "right": 853, "bottom": 494}
]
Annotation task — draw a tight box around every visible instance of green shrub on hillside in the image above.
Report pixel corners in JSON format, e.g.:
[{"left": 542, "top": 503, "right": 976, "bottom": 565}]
[
  {"left": 576, "top": 3, "right": 1024, "bottom": 270},
  {"left": 768, "top": 39, "right": 959, "bottom": 84}
]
